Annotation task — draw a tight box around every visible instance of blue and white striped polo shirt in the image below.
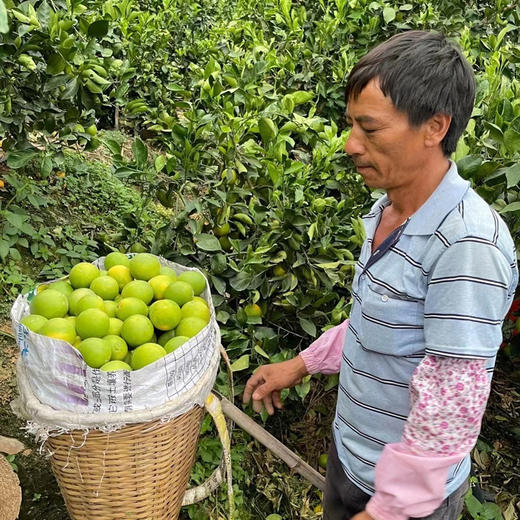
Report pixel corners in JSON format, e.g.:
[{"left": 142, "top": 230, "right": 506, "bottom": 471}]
[{"left": 334, "top": 161, "right": 518, "bottom": 497}]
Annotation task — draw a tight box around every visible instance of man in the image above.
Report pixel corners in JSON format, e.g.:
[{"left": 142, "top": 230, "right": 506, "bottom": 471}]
[{"left": 243, "top": 31, "right": 518, "bottom": 520}]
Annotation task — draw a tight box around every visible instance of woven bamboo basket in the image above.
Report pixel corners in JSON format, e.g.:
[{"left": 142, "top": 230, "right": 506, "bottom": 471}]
[{"left": 46, "top": 405, "right": 205, "bottom": 520}]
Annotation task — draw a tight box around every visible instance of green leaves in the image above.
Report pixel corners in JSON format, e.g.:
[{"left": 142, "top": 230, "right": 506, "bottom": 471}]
[
  {"left": 194, "top": 234, "right": 222, "bottom": 252},
  {"left": 0, "top": 0, "right": 8, "bottom": 33},
  {"left": 87, "top": 19, "right": 109, "bottom": 38},
  {"left": 382, "top": 6, "right": 396, "bottom": 23},
  {"left": 504, "top": 117, "right": 520, "bottom": 154},
  {"left": 6, "top": 149, "right": 38, "bottom": 169}
]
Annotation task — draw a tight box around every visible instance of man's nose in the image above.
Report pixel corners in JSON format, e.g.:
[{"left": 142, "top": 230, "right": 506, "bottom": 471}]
[{"left": 344, "top": 128, "right": 365, "bottom": 156}]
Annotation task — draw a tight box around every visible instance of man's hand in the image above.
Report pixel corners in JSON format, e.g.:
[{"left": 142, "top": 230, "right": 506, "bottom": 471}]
[
  {"left": 351, "top": 511, "right": 374, "bottom": 520},
  {"left": 243, "top": 356, "right": 309, "bottom": 415}
]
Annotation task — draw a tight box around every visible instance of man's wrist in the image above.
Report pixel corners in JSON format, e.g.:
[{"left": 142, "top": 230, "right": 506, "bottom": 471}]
[{"left": 294, "top": 354, "right": 310, "bottom": 378}]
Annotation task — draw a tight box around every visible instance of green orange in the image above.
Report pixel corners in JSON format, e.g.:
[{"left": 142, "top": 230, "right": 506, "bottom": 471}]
[
  {"left": 164, "top": 336, "right": 189, "bottom": 354},
  {"left": 103, "top": 335, "right": 128, "bottom": 361},
  {"left": 21, "top": 314, "right": 47, "bottom": 332},
  {"left": 68, "top": 288, "right": 95, "bottom": 316},
  {"left": 69, "top": 262, "right": 100, "bottom": 289},
  {"left": 46, "top": 280, "right": 74, "bottom": 297},
  {"left": 175, "top": 317, "right": 207, "bottom": 338},
  {"left": 181, "top": 300, "right": 210, "bottom": 323},
  {"left": 108, "top": 265, "right": 133, "bottom": 290},
  {"left": 121, "top": 280, "right": 154, "bottom": 305},
  {"left": 104, "top": 252, "right": 130, "bottom": 270},
  {"left": 39, "top": 318, "right": 76, "bottom": 344},
  {"left": 76, "top": 308, "right": 110, "bottom": 339},
  {"left": 149, "top": 275, "right": 175, "bottom": 300},
  {"left": 129, "top": 253, "right": 161, "bottom": 281},
  {"left": 131, "top": 343, "right": 167, "bottom": 370},
  {"left": 101, "top": 360, "right": 132, "bottom": 372},
  {"left": 115, "top": 297, "right": 148, "bottom": 321},
  {"left": 121, "top": 315, "right": 154, "bottom": 347},
  {"left": 178, "top": 271, "right": 206, "bottom": 295},
  {"left": 30, "top": 289, "right": 69, "bottom": 319},
  {"left": 157, "top": 329, "right": 176, "bottom": 347},
  {"left": 149, "top": 300, "right": 182, "bottom": 331},
  {"left": 163, "top": 281, "right": 194, "bottom": 306},
  {"left": 76, "top": 294, "right": 105, "bottom": 314},
  {"left": 78, "top": 338, "right": 112, "bottom": 368},
  {"left": 90, "top": 275, "right": 119, "bottom": 300}
]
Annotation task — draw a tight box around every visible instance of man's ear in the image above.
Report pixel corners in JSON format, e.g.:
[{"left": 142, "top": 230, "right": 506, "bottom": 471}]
[{"left": 424, "top": 114, "right": 451, "bottom": 148}]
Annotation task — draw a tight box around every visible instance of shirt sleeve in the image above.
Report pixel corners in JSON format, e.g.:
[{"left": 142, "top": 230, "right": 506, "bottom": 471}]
[
  {"left": 424, "top": 236, "right": 516, "bottom": 359},
  {"left": 299, "top": 319, "right": 348, "bottom": 375},
  {"left": 366, "top": 355, "right": 491, "bottom": 520}
]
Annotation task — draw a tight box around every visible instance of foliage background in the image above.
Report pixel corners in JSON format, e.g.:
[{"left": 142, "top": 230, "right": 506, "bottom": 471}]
[{"left": 1, "top": 0, "right": 519, "bottom": 518}]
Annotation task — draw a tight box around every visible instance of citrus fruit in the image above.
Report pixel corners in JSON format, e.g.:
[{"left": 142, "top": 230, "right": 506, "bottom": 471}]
[
  {"left": 181, "top": 300, "right": 210, "bottom": 323},
  {"left": 108, "top": 265, "right": 133, "bottom": 290},
  {"left": 121, "top": 280, "right": 154, "bottom": 305},
  {"left": 21, "top": 314, "right": 47, "bottom": 332},
  {"left": 76, "top": 294, "right": 105, "bottom": 314},
  {"left": 214, "top": 222, "right": 230, "bottom": 237},
  {"left": 103, "top": 335, "right": 128, "bottom": 361},
  {"left": 159, "top": 266, "right": 177, "bottom": 280},
  {"left": 164, "top": 281, "right": 194, "bottom": 306},
  {"left": 129, "top": 253, "right": 161, "bottom": 281},
  {"left": 104, "top": 252, "right": 131, "bottom": 270},
  {"left": 68, "top": 288, "right": 95, "bottom": 315},
  {"left": 69, "top": 262, "right": 100, "bottom": 289},
  {"left": 104, "top": 300, "right": 117, "bottom": 317},
  {"left": 116, "top": 297, "right": 148, "bottom": 320},
  {"left": 100, "top": 360, "right": 132, "bottom": 372},
  {"left": 108, "top": 317, "right": 123, "bottom": 336},
  {"left": 273, "top": 265, "right": 286, "bottom": 277},
  {"left": 245, "top": 303, "right": 262, "bottom": 318},
  {"left": 66, "top": 316, "right": 76, "bottom": 329},
  {"left": 175, "top": 317, "right": 207, "bottom": 338},
  {"left": 121, "top": 315, "right": 154, "bottom": 347},
  {"left": 30, "top": 289, "right": 69, "bottom": 319},
  {"left": 47, "top": 280, "right": 74, "bottom": 297},
  {"left": 149, "top": 275, "right": 174, "bottom": 300},
  {"left": 78, "top": 337, "right": 112, "bottom": 368},
  {"left": 149, "top": 300, "right": 182, "bottom": 331},
  {"left": 178, "top": 271, "right": 206, "bottom": 295},
  {"left": 157, "top": 329, "right": 176, "bottom": 347},
  {"left": 130, "top": 242, "right": 147, "bottom": 253},
  {"left": 76, "top": 308, "right": 110, "bottom": 339},
  {"left": 123, "top": 351, "right": 132, "bottom": 365},
  {"left": 131, "top": 343, "right": 167, "bottom": 370},
  {"left": 192, "top": 296, "right": 208, "bottom": 306},
  {"left": 90, "top": 275, "right": 119, "bottom": 300},
  {"left": 318, "top": 453, "right": 328, "bottom": 469},
  {"left": 164, "top": 336, "right": 189, "bottom": 354},
  {"left": 39, "top": 318, "right": 76, "bottom": 344}
]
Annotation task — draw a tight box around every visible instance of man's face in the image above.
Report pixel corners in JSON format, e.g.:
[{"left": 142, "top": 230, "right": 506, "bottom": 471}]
[{"left": 344, "top": 79, "right": 429, "bottom": 190}]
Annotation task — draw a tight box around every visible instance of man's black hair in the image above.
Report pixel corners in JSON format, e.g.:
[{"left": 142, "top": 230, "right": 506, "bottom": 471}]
[{"left": 345, "top": 31, "right": 475, "bottom": 156}]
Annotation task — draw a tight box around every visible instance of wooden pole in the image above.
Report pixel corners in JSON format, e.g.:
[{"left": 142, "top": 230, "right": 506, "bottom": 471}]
[{"left": 219, "top": 396, "right": 326, "bottom": 491}]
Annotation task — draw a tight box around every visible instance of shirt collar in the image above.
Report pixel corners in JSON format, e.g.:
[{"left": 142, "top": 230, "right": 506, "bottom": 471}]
[{"left": 362, "top": 161, "right": 469, "bottom": 237}]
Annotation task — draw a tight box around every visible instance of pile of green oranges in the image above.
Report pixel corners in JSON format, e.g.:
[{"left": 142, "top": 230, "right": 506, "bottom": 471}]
[{"left": 20, "top": 253, "right": 210, "bottom": 372}]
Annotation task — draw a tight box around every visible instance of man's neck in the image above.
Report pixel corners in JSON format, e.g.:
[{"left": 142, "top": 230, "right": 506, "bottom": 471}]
[{"left": 386, "top": 156, "right": 451, "bottom": 221}]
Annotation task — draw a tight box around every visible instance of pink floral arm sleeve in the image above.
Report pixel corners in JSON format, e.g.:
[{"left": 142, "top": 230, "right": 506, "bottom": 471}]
[
  {"left": 366, "top": 355, "right": 491, "bottom": 520},
  {"left": 299, "top": 319, "right": 348, "bottom": 375}
]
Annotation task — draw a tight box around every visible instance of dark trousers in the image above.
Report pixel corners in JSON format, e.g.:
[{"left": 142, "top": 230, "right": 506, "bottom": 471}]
[{"left": 323, "top": 436, "right": 469, "bottom": 520}]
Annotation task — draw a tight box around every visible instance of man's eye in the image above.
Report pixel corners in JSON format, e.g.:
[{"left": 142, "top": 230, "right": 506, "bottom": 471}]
[{"left": 363, "top": 128, "right": 377, "bottom": 134}]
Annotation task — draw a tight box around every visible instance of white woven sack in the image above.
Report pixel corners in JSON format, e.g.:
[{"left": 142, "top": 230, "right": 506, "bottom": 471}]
[{"left": 11, "top": 256, "right": 220, "bottom": 423}]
